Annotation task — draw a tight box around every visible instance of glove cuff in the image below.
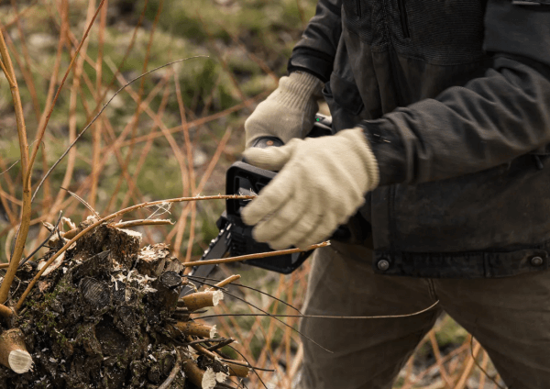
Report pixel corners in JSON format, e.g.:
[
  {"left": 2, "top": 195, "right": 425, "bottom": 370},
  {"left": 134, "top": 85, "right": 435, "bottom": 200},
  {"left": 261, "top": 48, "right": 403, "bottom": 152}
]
[
  {"left": 337, "top": 128, "right": 381, "bottom": 191},
  {"left": 274, "top": 71, "right": 323, "bottom": 111}
]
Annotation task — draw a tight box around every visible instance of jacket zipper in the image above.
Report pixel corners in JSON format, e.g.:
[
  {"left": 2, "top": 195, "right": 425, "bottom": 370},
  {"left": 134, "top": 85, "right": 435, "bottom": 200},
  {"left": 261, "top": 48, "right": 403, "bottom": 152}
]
[
  {"left": 355, "top": 0, "right": 362, "bottom": 17},
  {"left": 397, "top": 0, "right": 410, "bottom": 38}
]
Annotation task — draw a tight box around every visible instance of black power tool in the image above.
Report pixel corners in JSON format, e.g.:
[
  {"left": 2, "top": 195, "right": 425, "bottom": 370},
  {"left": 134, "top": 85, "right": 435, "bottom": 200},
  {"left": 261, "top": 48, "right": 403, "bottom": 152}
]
[{"left": 186, "top": 113, "right": 343, "bottom": 288}]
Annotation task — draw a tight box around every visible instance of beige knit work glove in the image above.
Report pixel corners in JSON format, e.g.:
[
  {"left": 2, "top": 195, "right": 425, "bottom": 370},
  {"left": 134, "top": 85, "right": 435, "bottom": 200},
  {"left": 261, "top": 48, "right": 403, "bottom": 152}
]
[
  {"left": 244, "top": 71, "right": 323, "bottom": 148},
  {"left": 241, "top": 128, "right": 379, "bottom": 250}
]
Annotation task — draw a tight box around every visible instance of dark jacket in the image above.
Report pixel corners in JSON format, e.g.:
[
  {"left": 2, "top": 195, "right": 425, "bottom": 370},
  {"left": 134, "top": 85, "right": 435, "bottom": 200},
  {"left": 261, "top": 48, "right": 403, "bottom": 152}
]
[{"left": 289, "top": 0, "right": 550, "bottom": 278}]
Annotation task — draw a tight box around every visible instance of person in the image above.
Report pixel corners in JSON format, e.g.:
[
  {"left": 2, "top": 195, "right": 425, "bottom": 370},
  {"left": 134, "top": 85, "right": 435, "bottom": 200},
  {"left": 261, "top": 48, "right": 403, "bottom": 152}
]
[{"left": 241, "top": 0, "right": 550, "bottom": 388}]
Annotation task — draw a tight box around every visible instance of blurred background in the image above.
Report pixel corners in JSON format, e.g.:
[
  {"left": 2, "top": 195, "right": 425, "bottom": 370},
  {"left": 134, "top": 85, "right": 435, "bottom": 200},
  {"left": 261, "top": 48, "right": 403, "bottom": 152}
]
[{"left": 0, "top": 1, "right": 505, "bottom": 387}]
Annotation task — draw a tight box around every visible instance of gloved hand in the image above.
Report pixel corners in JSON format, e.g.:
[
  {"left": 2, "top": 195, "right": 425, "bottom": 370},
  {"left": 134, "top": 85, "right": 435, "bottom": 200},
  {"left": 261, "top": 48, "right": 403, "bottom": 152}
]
[
  {"left": 241, "top": 128, "right": 379, "bottom": 250},
  {"left": 244, "top": 71, "right": 323, "bottom": 148}
]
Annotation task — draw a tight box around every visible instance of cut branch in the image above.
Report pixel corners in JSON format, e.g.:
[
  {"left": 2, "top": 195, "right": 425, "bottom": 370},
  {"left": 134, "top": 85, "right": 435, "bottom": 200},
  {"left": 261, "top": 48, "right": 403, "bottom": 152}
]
[
  {"left": 213, "top": 274, "right": 241, "bottom": 289},
  {"left": 180, "top": 290, "right": 223, "bottom": 311},
  {"left": 0, "top": 304, "right": 14, "bottom": 319},
  {"left": 190, "top": 340, "right": 219, "bottom": 360},
  {"left": 181, "top": 355, "right": 207, "bottom": 389},
  {"left": 0, "top": 329, "right": 32, "bottom": 374},
  {"left": 223, "top": 361, "right": 250, "bottom": 378},
  {"left": 173, "top": 321, "right": 216, "bottom": 338}
]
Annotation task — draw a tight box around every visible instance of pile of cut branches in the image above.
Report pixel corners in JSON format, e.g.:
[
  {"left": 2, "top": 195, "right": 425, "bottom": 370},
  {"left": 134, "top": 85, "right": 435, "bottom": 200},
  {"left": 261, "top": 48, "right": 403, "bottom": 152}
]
[{"left": 0, "top": 217, "right": 248, "bottom": 389}]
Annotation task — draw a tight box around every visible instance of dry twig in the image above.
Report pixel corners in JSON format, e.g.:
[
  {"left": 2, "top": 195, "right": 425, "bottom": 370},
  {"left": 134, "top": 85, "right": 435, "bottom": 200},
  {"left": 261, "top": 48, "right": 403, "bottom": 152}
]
[{"left": 184, "top": 242, "right": 330, "bottom": 268}]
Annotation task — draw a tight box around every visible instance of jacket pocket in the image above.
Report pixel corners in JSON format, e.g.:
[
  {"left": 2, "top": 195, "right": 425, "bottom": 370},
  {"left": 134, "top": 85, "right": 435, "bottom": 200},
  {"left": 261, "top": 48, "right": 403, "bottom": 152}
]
[
  {"left": 355, "top": 0, "right": 361, "bottom": 17},
  {"left": 397, "top": 0, "right": 410, "bottom": 38},
  {"left": 342, "top": 0, "right": 362, "bottom": 18}
]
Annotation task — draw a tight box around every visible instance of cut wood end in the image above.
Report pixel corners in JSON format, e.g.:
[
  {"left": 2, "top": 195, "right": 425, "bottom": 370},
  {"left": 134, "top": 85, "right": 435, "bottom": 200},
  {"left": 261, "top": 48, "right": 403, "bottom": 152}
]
[
  {"left": 120, "top": 228, "right": 143, "bottom": 239},
  {"left": 225, "top": 361, "right": 250, "bottom": 378},
  {"left": 215, "top": 371, "right": 227, "bottom": 383},
  {"left": 181, "top": 291, "right": 220, "bottom": 311},
  {"left": 202, "top": 367, "right": 217, "bottom": 389},
  {"left": 8, "top": 349, "right": 32, "bottom": 374},
  {"left": 212, "top": 290, "right": 223, "bottom": 306},
  {"left": 209, "top": 325, "right": 217, "bottom": 339}
]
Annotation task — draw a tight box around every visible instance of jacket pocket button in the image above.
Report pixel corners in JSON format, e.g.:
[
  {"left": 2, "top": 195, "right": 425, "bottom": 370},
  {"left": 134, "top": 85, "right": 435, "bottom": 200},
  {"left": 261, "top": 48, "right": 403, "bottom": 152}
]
[
  {"left": 530, "top": 256, "right": 544, "bottom": 266},
  {"left": 377, "top": 259, "right": 390, "bottom": 271}
]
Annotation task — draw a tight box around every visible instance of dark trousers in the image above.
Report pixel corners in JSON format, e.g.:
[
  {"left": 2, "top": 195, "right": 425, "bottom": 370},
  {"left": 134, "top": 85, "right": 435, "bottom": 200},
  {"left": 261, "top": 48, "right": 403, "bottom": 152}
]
[{"left": 297, "top": 243, "right": 550, "bottom": 389}]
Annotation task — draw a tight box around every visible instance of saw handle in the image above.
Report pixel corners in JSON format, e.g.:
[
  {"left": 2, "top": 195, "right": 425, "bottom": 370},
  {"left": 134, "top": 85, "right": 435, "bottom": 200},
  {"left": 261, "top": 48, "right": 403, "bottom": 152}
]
[
  {"left": 250, "top": 136, "right": 284, "bottom": 149},
  {"left": 249, "top": 112, "right": 333, "bottom": 150}
]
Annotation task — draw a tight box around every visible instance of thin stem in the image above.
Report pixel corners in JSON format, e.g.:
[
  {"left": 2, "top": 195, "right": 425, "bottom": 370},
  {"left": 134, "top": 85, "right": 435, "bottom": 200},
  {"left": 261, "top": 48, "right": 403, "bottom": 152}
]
[
  {"left": 173, "top": 70, "right": 196, "bottom": 262},
  {"left": 26, "top": 0, "right": 107, "bottom": 184},
  {"left": 206, "top": 338, "right": 235, "bottom": 352},
  {"left": 49, "top": 0, "right": 98, "bottom": 222},
  {"left": 201, "top": 287, "right": 333, "bottom": 354},
  {"left": 0, "top": 161, "right": 19, "bottom": 177},
  {"left": 116, "top": 92, "right": 268, "bottom": 148},
  {"left": 0, "top": 26, "right": 31, "bottom": 305},
  {"left": 0, "top": 56, "right": 14, "bottom": 85},
  {"left": 19, "top": 211, "right": 63, "bottom": 267},
  {"left": 9, "top": 0, "right": 41, "bottom": 121},
  {"left": 470, "top": 336, "right": 507, "bottom": 389},
  {"left": 219, "top": 358, "right": 274, "bottom": 373},
  {"left": 31, "top": 0, "right": 67, "bottom": 215},
  {"left": 89, "top": 0, "right": 107, "bottom": 212},
  {"left": 188, "top": 275, "right": 302, "bottom": 314},
  {"left": 117, "top": 0, "right": 163, "bottom": 218},
  {"left": 3, "top": 1, "right": 38, "bottom": 29},
  {"left": 196, "top": 300, "right": 440, "bottom": 320},
  {"left": 227, "top": 345, "right": 269, "bottom": 389},
  {"left": 112, "top": 219, "right": 174, "bottom": 229},
  {"left": 61, "top": 187, "right": 100, "bottom": 218},
  {"left": 213, "top": 275, "right": 241, "bottom": 289}
]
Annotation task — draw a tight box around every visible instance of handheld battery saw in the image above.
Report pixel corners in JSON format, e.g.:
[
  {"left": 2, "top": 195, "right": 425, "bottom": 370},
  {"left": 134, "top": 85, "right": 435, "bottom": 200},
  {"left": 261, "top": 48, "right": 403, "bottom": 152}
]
[{"left": 186, "top": 113, "right": 349, "bottom": 289}]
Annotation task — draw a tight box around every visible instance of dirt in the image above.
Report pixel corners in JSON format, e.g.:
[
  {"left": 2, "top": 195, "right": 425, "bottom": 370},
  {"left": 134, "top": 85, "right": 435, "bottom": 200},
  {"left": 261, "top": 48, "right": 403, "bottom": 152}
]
[{"left": 0, "top": 219, "right": 234, "bottom": 389}]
